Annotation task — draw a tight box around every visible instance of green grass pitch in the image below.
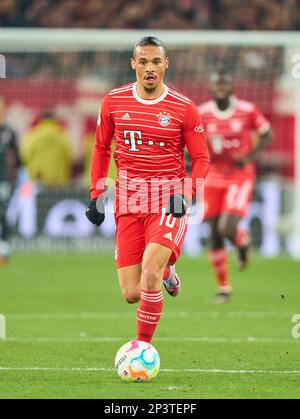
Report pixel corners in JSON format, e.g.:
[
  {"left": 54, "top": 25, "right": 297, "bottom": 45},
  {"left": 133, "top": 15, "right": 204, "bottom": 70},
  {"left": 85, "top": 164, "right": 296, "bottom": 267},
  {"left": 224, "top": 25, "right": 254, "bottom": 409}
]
[{"left": 0, "top": 252, "right": 300, "bottom": 399}]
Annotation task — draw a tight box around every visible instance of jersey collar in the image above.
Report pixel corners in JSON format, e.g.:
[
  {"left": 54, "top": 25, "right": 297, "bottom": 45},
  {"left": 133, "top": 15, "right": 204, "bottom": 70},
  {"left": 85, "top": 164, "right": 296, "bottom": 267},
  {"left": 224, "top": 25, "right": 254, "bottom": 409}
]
[
  {"left": 212, "top": 95, "right": 237, "bottom": 120},
  {"left": 132, "top": 82, "right": 169, "bottom": 105}
]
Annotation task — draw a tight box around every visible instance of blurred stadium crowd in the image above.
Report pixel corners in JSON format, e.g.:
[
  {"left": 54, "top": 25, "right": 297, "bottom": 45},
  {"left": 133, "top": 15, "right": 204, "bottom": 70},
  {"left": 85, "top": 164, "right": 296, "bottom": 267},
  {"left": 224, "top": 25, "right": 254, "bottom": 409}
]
[
  {"left": 5, "top": 46, "right": 283, "bottom": 82},
  {"left": 0, "top": 0, "right": 299, "bottom": 31},
  {"left": 0, "top": 1, "right": 298, "bottom": 254}
]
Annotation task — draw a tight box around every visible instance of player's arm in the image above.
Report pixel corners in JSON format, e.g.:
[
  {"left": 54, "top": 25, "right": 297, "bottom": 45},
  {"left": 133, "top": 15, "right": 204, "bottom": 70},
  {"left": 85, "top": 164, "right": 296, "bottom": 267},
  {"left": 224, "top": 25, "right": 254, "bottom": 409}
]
[
  {"left": 183, "top": 101, "right": 210, "bottom": 198},
  {"left": 166, "top": 102, "right": 210, "bottom": 218},
  {"left": 86, "top": 94, "right": 114, "bottom": 226},
  {"left": 235, "top": 107, "right": 272, "bottom": 168}
]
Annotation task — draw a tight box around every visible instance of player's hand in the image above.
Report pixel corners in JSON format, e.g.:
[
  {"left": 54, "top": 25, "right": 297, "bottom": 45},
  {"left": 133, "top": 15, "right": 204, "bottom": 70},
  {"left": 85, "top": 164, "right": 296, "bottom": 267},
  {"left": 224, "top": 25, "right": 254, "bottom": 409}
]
[
  {"left": 166, "top": 194, "right": 189, "bottom": 218},
  {"left": 233, "top": 154, "right": 251, "bottom": 168},
  {"left": 85, "top": 197, "right": 105, "bottom": 226}
]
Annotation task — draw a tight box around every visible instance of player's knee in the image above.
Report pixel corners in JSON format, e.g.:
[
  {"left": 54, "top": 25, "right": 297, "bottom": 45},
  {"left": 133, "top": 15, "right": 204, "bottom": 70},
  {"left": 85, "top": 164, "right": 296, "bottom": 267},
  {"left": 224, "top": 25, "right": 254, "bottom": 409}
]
[
  {"left": 126, "top": 295, "right": 140, "bottom": 304},
  {"left": 218, "top": 221, "right": 235, "bottom": 240},
  {"left": 210, "top": 232, "right": 223, "bottom": 249},
  {"left": 142, "top": 265, "right": 162, "bottom": 289},
  {"left": 121, "top": 288, "right": 140, "bottom": 304}
]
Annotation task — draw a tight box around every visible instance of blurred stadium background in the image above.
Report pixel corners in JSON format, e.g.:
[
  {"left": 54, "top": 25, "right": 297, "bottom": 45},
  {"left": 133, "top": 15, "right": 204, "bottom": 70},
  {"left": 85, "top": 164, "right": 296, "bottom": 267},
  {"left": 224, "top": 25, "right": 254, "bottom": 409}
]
[{"left": 1, "top": 1, "right": 300, "bottom": 259}]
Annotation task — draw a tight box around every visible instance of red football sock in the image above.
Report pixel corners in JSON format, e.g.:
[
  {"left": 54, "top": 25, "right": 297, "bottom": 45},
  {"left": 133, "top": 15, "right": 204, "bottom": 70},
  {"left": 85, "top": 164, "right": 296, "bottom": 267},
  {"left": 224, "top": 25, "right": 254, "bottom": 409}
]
[
  {"left": 209, "top": 248, "right": 230, "bottom": 290},
  {"left": 234, "top": 228, "right": 249, "bottom": 248},
  {"left": 162, "top": 265, "right": 170, "bottom": 281},
  {"left": 136, "top": 289, "right": 163, "bottom": 343}
]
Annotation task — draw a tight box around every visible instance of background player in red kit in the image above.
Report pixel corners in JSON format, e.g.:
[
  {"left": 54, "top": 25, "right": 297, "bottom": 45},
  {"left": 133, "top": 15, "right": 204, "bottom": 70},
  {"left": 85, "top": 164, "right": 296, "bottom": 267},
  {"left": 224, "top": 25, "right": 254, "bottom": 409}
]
[
  {"left": 86, "top": 37, "right": 210, "bottom": 343},
  {"left": 199, "top": 69, "right": 272, "bottom": 303}
]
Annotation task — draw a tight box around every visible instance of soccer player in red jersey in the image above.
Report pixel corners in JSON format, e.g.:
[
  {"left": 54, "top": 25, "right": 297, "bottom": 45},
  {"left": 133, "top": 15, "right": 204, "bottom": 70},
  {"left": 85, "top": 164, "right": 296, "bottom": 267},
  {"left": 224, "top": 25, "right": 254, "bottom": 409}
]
[
  {"left": 86, "top": 37, "right": 210, "bottom": 343},
  {"left": 199, "top": 69, "right": 272, "bottom": 303}
]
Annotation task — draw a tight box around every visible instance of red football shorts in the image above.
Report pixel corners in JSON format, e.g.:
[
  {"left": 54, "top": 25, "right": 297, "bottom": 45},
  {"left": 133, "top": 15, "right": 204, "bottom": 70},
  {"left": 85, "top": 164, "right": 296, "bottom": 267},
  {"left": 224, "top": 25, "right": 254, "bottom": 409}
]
[
  {"left": 204, "top": 179, "right": 254, "bottom": 219},
  {"left": 115, "top": 209, "right": 188, "bottom": 269}
]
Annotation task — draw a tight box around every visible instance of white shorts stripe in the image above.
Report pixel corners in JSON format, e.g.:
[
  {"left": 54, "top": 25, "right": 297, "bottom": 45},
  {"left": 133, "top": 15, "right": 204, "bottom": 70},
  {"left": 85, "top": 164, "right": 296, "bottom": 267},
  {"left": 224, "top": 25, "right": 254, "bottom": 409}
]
[
  {"left": 176, "top": 218, "right": 186, "bottom": 245},
  {"left": 174, "top": 215, "right": 187, "bottom": 245},
  {"left": 174, "top": 217, "right": 184, "bottom": 245}
]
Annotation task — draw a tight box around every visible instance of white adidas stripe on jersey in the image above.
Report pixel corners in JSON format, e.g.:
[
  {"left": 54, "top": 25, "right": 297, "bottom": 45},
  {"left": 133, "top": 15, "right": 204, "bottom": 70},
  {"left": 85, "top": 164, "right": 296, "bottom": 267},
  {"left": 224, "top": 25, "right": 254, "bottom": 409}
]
[
  {"left": 168, "top": 89, "right": 191, "bottom": 104},
  {"left": 116, "top": 117, "right": 179, "bottom": 126},
  {"left": 163, "top": 99, "right": 186, "bottom": 107},
  {"left": 115, "top": 123, "right": 181, "bottom": 132},
  {"left": 110, "top": 83, "right": 134, "bottom": 91},
  {"left": 109, "top": 86, "right": 133, "bottom": 93},
  {"left": 111, "top": 110, "right": 184, "bottom": 123},
  {"left": 115, "top": 151, "right": 179, "bottom": 158},
  {"left": 119, "top": 165, "right": 181, "bottom": 173},
  {"left": 109, "top": 85, "right": 134, "bottom": 95},
  {"left": 168, "top": 91, "right": 191, "bottom": 105},
  {"left": 115, "top": 131, "right": 182, "bottom": 140}
]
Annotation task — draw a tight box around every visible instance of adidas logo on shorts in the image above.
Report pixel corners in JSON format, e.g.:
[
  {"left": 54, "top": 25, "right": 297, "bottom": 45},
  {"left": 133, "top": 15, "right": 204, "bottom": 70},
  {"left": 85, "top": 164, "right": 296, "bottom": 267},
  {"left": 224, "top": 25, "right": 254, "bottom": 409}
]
[{"left": 163, "top": 232, "right": 173, "bottom": 241}]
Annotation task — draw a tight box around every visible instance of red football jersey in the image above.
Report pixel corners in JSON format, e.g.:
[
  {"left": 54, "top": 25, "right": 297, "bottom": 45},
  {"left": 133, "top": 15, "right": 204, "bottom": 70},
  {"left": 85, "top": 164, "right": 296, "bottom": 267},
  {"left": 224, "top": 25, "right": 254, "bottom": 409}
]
[
  {"left": 91, "top": 82, "right": 210, "bottom": 211},
  {"left": 198, "top": 96, "right": 270, "bottom": 185}
]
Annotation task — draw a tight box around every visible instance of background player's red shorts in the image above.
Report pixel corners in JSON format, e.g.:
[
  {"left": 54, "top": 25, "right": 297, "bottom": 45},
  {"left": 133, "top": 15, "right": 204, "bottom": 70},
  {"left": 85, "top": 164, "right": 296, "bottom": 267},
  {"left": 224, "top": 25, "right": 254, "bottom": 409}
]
[
  {"left": 204, "top": 178, "right": 254, "bottom": 219},
  {"left": 115, "top": 210, "right": 188, "bottom": 269}
]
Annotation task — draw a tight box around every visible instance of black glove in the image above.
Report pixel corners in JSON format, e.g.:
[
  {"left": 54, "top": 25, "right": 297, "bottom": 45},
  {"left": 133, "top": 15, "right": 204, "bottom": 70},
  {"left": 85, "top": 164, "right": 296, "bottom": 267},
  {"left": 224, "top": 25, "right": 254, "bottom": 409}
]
[
  {"left": 85, "top": 196, "right": 105, "bottom": 227},
  {"left": 166, "top": 194, "right": 188, "bottom": 218}
]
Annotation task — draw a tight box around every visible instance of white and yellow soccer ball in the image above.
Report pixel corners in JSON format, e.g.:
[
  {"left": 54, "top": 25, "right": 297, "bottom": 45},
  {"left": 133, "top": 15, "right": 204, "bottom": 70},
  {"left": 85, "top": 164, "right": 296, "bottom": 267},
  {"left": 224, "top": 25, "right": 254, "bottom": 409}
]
[{"left": 115, "top": 340, "right": 160, "bottom": 382}]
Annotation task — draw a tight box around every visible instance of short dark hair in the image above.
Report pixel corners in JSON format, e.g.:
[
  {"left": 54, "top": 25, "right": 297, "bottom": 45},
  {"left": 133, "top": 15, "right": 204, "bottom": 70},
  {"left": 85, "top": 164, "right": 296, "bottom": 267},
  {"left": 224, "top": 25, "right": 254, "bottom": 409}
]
[{"left": 133, "top": 36, "right": 167, "bottom": 57}]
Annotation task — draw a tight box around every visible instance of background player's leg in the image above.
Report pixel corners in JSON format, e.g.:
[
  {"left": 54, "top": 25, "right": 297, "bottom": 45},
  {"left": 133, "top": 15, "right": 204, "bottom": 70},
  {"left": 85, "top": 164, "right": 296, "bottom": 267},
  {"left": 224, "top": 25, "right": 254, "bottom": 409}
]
[
  {"left": 136, "top": 243, "right": 171, "bottom": 343},
  {"left": 0, "top": 214, "right": 8, "bottom": 241},
  {"left": 117, "top": 263, "right": 142, "bottom": 304},
  {"left": 218, "top": 212, "right": 250, "bottom": 268},
  {"left": 207, "top": 217, "right": 231, "bottom": 301},
  {"left": 217, "top": 213, "right": 242, "bottom": 243},
  {"left": 208, "top": 216, "right": 224, "bottom": 250},
  {"left": 0, "top": 200, "right": 10, "bottom": 266}
]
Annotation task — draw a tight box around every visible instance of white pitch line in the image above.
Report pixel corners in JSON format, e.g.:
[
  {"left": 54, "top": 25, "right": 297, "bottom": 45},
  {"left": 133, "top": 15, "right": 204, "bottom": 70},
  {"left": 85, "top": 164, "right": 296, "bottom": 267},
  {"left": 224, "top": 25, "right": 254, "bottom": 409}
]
[
  {"left": 2, "top": 336, "right": 299, "bottom": 344},
  {"left": 0, "top": 367, "right": 300, "bottom": 375},
  {"left": 4, "top": 311, "right": 292, "bottom": 320}
]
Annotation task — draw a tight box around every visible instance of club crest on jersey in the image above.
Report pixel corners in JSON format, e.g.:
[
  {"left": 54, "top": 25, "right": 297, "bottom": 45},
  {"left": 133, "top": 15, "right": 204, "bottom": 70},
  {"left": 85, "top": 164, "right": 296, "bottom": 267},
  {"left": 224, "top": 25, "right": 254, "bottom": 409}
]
[{"left": 157, "top": 112, "right": 171, "bottom": 127}]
